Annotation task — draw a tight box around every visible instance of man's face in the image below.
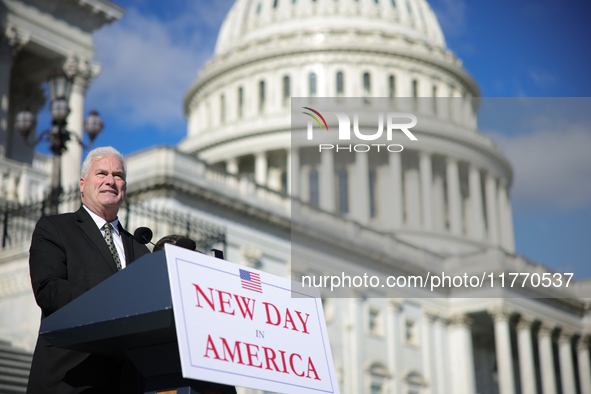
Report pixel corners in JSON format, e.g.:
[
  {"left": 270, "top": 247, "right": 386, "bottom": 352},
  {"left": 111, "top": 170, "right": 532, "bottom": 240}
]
[{"left": 80, "top": 155, "right": 126, "bottom": 218}]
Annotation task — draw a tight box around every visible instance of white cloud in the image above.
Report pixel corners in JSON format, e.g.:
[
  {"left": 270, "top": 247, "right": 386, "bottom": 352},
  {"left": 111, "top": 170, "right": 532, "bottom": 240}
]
[
  {"left": 490, "top": 124, "right": 591, "bottom": 213},
  {"left": 528, "top": 68, "right": 557, "bottom": 88},
  {"left": 85, "top": 2, "right": 234, "bottom": 133}
]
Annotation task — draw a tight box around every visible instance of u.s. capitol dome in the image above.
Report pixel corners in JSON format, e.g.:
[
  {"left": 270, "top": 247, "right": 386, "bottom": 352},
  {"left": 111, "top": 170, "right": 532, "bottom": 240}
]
[{"left": 180, "top": 0, "right": 514, "bottom": 256}]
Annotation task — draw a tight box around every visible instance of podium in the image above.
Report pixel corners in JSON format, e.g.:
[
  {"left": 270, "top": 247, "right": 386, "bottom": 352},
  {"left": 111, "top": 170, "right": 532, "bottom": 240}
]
[{"left": 39, "top": 251, "right": 236, "bottom": 394}]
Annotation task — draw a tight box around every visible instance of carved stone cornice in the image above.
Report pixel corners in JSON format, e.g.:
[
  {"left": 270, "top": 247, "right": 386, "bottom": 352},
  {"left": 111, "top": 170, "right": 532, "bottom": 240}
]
[
  {"left": 516, "top": 313, "right": 536, "bottom": 331},
  {"left": 449, "top": 314, "right": 472, "bottom": 328},
  {"left": 538, "top": 321, "right": 556, "bottom": 338},
  {"left": 558, "top": 329, "right": 576, "bottom": 344},
  {"left": 389, "top": 298, "right": 404, "bottom": 311},
  {"left": 1, "top": 24, "right": 30, "bottom": 59},
  {"left": 62, "top": 54, "right": 101, "bottom": 89},
  {"left": 488, "top": 306, "right": 513, "bottom": 323},
  {"left": 577, "top": 337, "right": 590, "bottom": 352}
]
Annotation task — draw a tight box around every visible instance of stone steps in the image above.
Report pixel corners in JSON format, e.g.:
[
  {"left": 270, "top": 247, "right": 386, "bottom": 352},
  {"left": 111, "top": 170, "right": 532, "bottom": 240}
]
[{"left": 0, "top": 341, "right": 31, "bottom": 394}]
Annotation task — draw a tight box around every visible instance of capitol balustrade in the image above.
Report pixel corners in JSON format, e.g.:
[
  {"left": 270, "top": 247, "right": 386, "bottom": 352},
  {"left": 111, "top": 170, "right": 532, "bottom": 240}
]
[{"left": 0, "top": 154, "right": 51, "bottom": 205}]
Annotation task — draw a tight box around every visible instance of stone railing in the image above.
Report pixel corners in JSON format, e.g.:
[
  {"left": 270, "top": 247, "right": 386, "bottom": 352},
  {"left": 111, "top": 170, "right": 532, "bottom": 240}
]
[{"left": 0, "top": 154, "right": 51, "bottom": 204}]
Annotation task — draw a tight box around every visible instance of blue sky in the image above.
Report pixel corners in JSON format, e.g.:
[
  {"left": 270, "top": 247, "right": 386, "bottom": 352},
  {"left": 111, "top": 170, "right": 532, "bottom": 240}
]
[{"left": 36, "top": 0, "right": 591, "bottom": 276}]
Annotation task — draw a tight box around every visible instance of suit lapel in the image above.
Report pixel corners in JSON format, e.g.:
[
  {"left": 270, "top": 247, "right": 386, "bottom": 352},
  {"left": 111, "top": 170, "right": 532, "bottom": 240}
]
[{"left": 76, "top": 207, "right": 119, "bottom": 273}]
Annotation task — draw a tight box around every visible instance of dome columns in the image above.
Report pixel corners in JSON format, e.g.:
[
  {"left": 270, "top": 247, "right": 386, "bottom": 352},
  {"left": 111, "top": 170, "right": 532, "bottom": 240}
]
[
  {"left": 419, "top": 152, "right": 433, "bottom": 231},
  {"left": 446, "top": 157, "right": 463, "bottom": 236},
  {"left": 218, "top": 144, "right": 515, "bottom": 254},
  {"left": 577, "top": 337, "right": 591, "bottom": 394}
]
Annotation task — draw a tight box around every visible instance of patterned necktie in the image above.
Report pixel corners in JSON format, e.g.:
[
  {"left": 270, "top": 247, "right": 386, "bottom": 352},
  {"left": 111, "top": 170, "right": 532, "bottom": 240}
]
[{"left": 102, "top": 222, "right": 122, "bottom": 271}]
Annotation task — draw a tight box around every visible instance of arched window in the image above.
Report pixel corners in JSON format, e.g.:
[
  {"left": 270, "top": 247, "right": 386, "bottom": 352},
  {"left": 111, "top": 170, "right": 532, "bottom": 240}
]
[
  {"left": 309, "top": 72, "right": 317, "bottom": 97},
  {"left": 309, "top": 169, "right": 319, "bottom": 206},
  {"left": 363, "top": 72, "right": 371, "bottom": 95},
  {"left": 283, "top": 75, "right": 290, "bottom": 107},
  {"left": 388, "top": 75, "right": 395, "bottom": 98},
  {"left": 237, "top": 87, "right": 243, "bottom": 118},
  {"left": 336, "top": 71, "right": 344, "bottom": 96},
  {"left": 259, "top": 80, "right": 265, "bottom": 113}
]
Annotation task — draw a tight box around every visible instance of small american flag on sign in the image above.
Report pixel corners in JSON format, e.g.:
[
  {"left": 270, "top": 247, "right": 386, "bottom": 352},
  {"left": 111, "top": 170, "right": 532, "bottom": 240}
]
[{"left": 240, "top": 269, "right": 262, "bottom": 293}]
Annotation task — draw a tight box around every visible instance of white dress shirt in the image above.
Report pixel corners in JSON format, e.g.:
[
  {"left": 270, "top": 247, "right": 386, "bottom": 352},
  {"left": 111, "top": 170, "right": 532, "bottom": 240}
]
[{"left": 83, "top": 205, "right": 127, "bottom": 268}]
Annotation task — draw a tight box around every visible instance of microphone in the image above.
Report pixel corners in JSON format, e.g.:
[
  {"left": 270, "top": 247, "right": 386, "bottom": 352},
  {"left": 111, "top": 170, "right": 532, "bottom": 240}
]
[{"left": 134, "top": 227, "right": 155, "bottom": 247}]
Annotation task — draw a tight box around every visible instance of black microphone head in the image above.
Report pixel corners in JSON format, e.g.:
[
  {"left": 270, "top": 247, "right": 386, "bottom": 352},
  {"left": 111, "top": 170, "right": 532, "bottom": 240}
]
[
  {"left": 176, "top": 237, "right": 197, "bottom": 251},
  {"left": 133, "top": 227, "right": 153, "bottom": 245}
]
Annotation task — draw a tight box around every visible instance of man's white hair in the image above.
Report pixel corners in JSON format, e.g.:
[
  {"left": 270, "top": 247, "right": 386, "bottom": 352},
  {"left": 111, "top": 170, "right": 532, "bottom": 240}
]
[{"left": 80, "top": 146, "right": 126, "bottom": 179}]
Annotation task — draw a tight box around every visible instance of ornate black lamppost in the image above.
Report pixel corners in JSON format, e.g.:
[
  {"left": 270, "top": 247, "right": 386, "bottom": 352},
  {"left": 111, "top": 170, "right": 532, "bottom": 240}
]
[{"left": 14, "top": 72, "right": 104, "bottom": 214}]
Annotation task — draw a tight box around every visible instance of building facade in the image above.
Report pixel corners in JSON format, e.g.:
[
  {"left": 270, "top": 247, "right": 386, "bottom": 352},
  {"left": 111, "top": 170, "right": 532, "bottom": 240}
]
[{"left": 1, "top": 0, "right": 591, "bottom": 394}]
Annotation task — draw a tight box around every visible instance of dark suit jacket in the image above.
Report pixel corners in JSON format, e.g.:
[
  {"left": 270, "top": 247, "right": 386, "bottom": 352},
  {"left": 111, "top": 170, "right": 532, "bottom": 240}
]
[{"left": 27, "top": 206, "right": 150, "bottom": 394}]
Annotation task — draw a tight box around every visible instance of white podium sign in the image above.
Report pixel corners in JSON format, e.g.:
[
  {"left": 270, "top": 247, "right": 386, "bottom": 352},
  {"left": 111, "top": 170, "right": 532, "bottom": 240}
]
[{"left": 165, "top": 244, "right": 340, "bottom": 394}]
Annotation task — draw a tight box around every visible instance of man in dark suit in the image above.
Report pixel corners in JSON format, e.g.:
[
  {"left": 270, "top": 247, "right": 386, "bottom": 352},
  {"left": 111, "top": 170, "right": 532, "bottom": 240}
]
[{"left": 27, "top": 146, "right": 150, "bottom": 393}]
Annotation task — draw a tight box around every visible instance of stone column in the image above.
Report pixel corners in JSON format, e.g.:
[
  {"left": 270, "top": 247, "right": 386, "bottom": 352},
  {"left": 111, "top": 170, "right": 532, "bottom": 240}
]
[
  {"left": 255, "top": 151, "right": 267, "bottom": 186},
  {"left": 432, "top": 170, "right": 446, "bottom": 232},
  {"left": 516, "top": 314, "right": 537, "bottom": 394},
  {"left": 490, "top": 308, "right": 516, "bottom": 394},
  {"left": 558, "top": 330, "right": 576, "bottom": 394},
  {"left": 448, "top": 314, "right": 476, "bottom": 394},
  {"left": 434, "top": 317, "right": 449, "bottom": 394},
  {"left": 387, "top": 299, "right": 403, "bottom": 394},
  {"left": 577, "top": 337, "right": 591, "bottom": 394},
  {"left": 226, "top": 157, "right": 238, "bottom": 175},
  {"left": 288, "top": 148, "right": 299, "bottom": 196},
  {"left": 61, "top": 56, "right": 99, "bottom": 199},
  {"left": 538, "top": 322, "right": 557, "bottom": 394},
  {"left": 497, "top": 179, "right": 515, "bottom": 252},
  {"left": 382, "top": 151, "right": 402, "bottom": 228},
  {"left": 485, "top": 172, "right": 499, "bottom": 245},
  {"left": 0, "top": 25, "right": 30, "bottom": 159},
  {"left": 446, "top": 157, "right": 462, "bottom": 235},
  {"left": 468, "top": 164, "right": 485, "bottom": 240},
  {"left": 344, "top": 297, "right": 362, "bottom": 393},
  {"left": 419, "top": 152, "right": 433, "bottom": 230},
  {"left": 350, "top": 151, "right": 369, "bottom": 224},
  {"left": 423, "top": 312, "right": 437, "bottom": 392},
  {"left": 404, "top": 163, "right": 421, "bottom": 228},
  {"left": 319, "top": 148, "right": 335, "bottom": 212}
]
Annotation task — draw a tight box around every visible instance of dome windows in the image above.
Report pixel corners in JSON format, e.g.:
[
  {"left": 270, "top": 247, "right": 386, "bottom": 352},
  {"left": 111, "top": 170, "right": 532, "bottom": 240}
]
[
  {"left": 363, "top": 72, "right": 371, "bottom": 96},
  {"left": 283, "top": 75, "right": 291, "bottom": 107},
  {"left": 309, "top": 73, "right": 317, "bottom": 97},
  {"left": 388, "top": 75, "right": 396, "bottom": 98},
  {"left": 259, "top": 80, "right": 266, "bottom": 113},
  {"left": 336, "top": 71, "right": 344, "bottom": 96},
  {"left": 237, "top": 87, "right": 244, "bottom": 118}
]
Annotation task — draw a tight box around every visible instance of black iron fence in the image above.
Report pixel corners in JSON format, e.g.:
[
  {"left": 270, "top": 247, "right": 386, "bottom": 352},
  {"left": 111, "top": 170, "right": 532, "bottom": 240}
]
[{"left": 0, "top": 189, "right": 226, "bottom": 253}]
